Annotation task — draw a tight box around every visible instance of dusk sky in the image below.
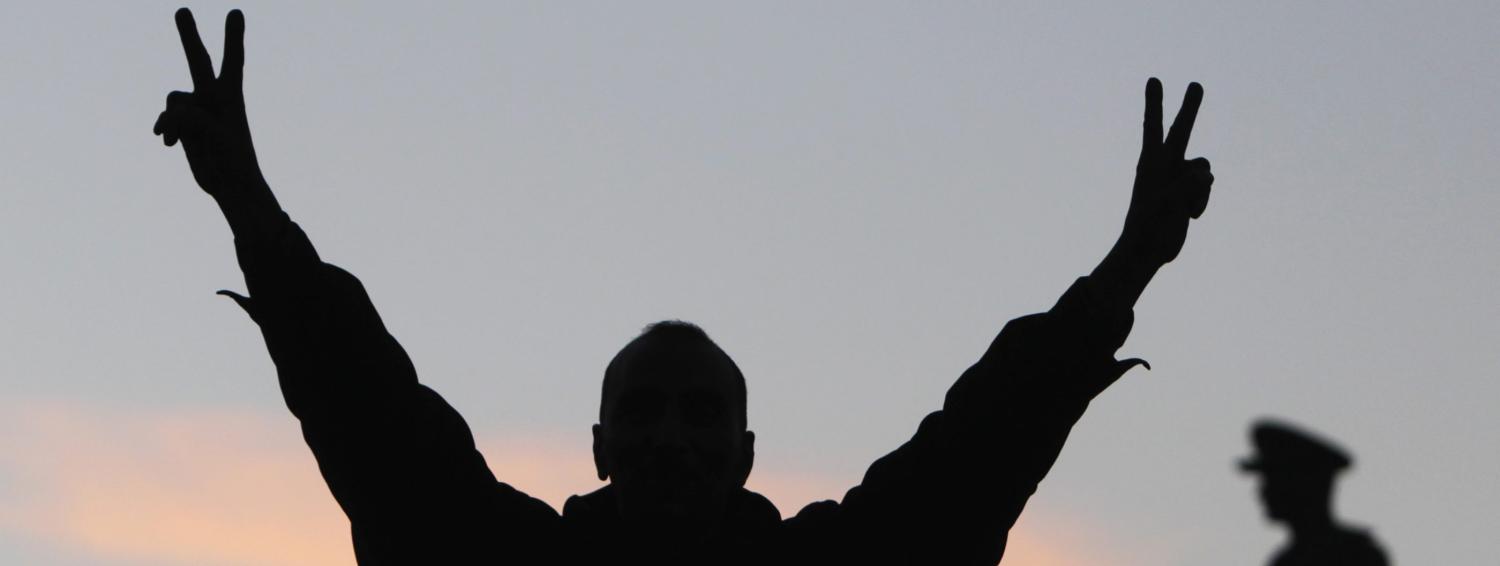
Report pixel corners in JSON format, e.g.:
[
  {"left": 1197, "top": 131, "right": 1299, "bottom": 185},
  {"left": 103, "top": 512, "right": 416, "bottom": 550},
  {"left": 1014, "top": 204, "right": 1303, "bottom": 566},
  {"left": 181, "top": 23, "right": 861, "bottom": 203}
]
[{"left": 3, "top": 2, "right": 1497, "bottom": 564}]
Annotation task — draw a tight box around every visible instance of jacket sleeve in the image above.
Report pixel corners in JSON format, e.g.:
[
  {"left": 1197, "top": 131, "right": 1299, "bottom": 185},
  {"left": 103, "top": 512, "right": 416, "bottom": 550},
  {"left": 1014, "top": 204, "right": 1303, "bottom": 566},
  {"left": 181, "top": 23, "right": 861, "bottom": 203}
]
[
  {"left": 784, "top": 276, "right": 1139, "bottom": 566},
  {"left": 226, "top": 216, "right": 557, "bottom": 564}
]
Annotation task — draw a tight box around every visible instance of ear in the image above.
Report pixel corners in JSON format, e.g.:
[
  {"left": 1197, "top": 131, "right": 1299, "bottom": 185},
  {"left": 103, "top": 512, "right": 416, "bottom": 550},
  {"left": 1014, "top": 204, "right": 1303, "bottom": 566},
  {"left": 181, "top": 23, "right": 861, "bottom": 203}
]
[
  {"left": 736, "top": 430, "right": 756, "bottom": 487},
  {"left": 592, "top": 423, "right": 609, "bottom": 481}
]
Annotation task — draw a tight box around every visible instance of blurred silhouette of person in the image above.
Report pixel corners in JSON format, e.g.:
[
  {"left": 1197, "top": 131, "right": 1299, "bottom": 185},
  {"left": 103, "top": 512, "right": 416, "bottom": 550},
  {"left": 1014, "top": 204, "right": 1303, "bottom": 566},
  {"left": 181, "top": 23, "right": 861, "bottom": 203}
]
[
  {"left": 1241, "top": 419, "right": 1390, "bottom": 566},
  {"left": 153, "top": 8, "right": 1216, "bottom": 565}
]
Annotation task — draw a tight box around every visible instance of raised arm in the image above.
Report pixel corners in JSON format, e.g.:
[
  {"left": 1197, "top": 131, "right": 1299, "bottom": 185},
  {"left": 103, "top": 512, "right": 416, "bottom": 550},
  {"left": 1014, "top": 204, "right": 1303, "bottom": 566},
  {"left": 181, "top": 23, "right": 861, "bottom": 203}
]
[
  {"left": 153, "top": 9, "right": 282, "bottom": 242},
  {"left": 787, "top": 79, "right": 1215, "bottom": 565},
  {"left": 152, "top": 10, "right": 555, "bottom": 562}
]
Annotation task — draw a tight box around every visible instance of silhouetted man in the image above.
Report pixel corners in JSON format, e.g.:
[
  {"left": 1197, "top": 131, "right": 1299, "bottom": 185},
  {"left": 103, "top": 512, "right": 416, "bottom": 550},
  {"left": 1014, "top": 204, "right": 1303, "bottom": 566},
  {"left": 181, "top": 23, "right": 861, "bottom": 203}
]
[
  {"left": 1241, "top": 419, "right": 1390, "bottom": 566},
  {"left": 154, "top": 9, "right": 1216, "bottom": 565}
]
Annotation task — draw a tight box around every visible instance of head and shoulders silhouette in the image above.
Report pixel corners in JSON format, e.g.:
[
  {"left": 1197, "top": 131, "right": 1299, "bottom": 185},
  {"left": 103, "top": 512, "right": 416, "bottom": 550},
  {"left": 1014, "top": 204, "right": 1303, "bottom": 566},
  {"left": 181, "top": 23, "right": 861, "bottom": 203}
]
[
  {"left": 1240, "top": 419, "right": 1389, "bottom": 566},
  {"left": 568, "top": 321, "right": 774, "bottom": 557}
]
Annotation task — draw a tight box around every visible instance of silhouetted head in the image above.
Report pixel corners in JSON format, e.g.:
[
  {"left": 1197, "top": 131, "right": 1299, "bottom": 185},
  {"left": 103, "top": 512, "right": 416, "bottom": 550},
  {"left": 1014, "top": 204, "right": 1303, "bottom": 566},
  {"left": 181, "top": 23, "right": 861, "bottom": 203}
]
[
  {"left": 592, "top": 321, "right": 754, "bottom": 534},
  {"left": 1240, "top": 419, "right": 1351, "bottom": 526}
]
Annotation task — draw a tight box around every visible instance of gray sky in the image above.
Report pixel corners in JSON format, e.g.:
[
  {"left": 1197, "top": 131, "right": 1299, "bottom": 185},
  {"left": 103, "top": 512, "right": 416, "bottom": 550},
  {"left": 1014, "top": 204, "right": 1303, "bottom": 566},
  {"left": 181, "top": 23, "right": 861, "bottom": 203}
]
[{"left": 2, "top": 1, "right": 1497, "bottom": 564}]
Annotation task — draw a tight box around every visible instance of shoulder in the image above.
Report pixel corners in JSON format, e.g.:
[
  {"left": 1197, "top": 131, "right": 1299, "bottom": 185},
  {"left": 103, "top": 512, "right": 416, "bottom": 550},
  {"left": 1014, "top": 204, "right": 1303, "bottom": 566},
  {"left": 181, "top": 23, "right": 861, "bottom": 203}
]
[
  {"left": 485, "top": 480, "right": 561, "bottom": 527},
  {"left": 1336, "top": 527, "right": 1390, "bottom": 565},
  {"left": 787, "top": 498, "right": 841, "bottom": 526}
]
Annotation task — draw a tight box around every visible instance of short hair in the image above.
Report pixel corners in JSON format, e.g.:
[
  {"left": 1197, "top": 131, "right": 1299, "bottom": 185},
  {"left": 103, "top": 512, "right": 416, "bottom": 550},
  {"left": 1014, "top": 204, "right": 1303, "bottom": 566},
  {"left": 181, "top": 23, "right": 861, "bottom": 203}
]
[{"left": 599, "top": 320, "right": 748, "bottom": 428}]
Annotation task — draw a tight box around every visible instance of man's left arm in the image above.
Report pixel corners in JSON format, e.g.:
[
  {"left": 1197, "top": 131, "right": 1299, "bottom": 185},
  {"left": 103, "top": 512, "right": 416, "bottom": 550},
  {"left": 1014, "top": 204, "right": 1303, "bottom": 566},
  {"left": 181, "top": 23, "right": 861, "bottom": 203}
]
[{"left": 786, "top": 79, "right": 1214, "bottom": 565}]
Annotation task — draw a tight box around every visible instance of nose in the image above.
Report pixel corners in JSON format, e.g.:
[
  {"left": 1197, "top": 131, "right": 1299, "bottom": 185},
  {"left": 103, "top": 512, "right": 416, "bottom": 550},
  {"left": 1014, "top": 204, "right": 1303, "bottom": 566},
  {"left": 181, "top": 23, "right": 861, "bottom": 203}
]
[{"left": 649, "top": 404, "right": 691, "bottom": 453}]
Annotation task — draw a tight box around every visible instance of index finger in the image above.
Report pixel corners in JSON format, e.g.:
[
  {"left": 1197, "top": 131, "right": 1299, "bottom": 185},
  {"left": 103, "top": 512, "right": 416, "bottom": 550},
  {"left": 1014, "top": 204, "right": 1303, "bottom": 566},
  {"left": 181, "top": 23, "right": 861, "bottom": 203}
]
[
  {"left": 1164, "top": 82, "right": 1203, "bottom": 161},
  {"left": 175, "top": 8, "right": 215, "bottom": 92},
  {"left": 1140, "top": 78, "right": 1164, "bottom": 163}
]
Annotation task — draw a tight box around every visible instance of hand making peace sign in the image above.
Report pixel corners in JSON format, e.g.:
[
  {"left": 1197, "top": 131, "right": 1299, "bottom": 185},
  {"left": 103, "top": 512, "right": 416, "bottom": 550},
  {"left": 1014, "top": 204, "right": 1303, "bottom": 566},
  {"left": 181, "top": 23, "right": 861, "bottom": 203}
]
[
  {"left": 152, "top": 9, "right": 264, "bottom": 197},
  {"left": 1120, "top": 78, "right": 1215, "bottom": 267}
]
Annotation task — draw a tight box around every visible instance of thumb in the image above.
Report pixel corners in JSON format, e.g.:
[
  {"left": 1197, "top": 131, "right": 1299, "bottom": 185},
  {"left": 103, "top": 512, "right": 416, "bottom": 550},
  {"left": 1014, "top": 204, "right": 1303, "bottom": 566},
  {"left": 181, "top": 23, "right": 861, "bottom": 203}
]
[
  {"left": 216, "top": 290, "right": 258, "bottom": 321},
  {"left": 1095, "top": 357, "right": 1150, "bottom": 395}
]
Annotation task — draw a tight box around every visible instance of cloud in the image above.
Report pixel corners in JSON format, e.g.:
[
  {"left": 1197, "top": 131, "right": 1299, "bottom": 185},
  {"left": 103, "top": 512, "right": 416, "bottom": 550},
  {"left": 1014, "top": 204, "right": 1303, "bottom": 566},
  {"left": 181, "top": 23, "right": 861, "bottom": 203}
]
[
  {"left": 0, "top": 401, "right": 354, "bottom": 566},
  {"left": 1004, "top": 508, "right": 1141, "bottom": 566},
  {"left": 0, "top": 399, "right": 1126, "bottom": 565}
]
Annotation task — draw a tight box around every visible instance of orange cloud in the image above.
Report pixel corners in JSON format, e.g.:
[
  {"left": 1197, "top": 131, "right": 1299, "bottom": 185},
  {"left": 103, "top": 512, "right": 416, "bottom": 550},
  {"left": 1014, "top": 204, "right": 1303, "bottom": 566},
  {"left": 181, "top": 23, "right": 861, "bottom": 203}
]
[
  {"left": 0, "top": 400, "right": 1129, "bottom": 565},
  {"left": 1004, "top": 509, "right": 1133, "bottom": 566},
  {"left": 0, "top": 401, "right": 354, "bottom": 566}
]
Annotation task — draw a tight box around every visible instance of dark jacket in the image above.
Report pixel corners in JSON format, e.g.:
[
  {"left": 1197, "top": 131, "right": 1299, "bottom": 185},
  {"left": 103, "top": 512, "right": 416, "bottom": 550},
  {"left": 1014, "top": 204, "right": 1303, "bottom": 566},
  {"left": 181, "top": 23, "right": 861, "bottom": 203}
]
[
  {"left": 1270, "top": 527, "right": 1390, "bottom": 566},
  {"left": 226, "top": 218, "right": 1139, "bottom": 565}
]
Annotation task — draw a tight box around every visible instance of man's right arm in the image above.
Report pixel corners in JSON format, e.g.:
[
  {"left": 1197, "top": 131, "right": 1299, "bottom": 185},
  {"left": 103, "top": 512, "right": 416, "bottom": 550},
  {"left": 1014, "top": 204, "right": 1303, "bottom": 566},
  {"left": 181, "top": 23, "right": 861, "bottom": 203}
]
[
  {"left": 232, "top": 216, "right": 557, "bottom": 562},
  {"left": 153, "top": 9, "right": 557, "bottom": 561}
]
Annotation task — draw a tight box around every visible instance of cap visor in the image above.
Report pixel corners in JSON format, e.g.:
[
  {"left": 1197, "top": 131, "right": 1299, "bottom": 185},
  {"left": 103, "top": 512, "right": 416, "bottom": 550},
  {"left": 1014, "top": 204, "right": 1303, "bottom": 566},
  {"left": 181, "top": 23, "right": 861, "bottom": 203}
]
[{"left": 1238, "top": 457, "right": 1263, "bottom": 472}]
